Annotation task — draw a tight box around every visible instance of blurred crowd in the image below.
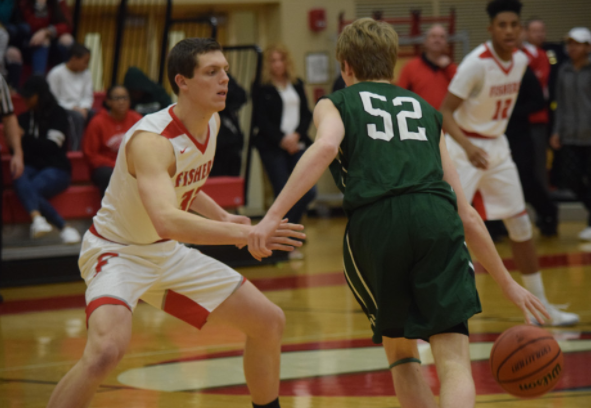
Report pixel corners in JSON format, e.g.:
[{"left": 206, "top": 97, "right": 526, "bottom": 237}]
[{"left": 0, "top": 8, "right": 590, "bottom": 254}]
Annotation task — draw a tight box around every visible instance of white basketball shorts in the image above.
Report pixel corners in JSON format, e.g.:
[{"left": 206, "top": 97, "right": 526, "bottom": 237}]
[
  {"left": 79, "top": 229, "right": 245, "bottom": 329},
  {"left": 445, "top": 134, "right": 526, "bottom": 220}
]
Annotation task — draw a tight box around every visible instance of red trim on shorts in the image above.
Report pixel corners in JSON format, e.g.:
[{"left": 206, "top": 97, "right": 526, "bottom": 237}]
[
  {"left": 89, "top": 224, "right": 170, "bottom": 245},
  {"left": 460, "top": 128, "right": 497, "bottom": 139},
  {"left": 472, "top": 191, "right": 488, "bottom": 220},
  {"left": 86, "top": 297, "right": 131, "bottom": 328},
  {"left": 163, "top": 290, "right": 210, "bottom": 329}
]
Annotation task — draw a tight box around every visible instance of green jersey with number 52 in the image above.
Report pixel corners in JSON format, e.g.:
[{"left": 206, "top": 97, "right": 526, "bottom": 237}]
[{"left": 324, "top": 82, "right": 456, "bottom": 214}]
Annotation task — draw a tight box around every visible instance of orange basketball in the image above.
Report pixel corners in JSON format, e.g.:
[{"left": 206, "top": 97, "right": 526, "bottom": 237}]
[{"left": 490, "top": 325, "right": 564, "bottom": 398}]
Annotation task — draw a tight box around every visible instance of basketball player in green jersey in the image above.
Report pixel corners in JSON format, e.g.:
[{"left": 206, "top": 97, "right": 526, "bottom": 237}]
[{"left": 249, "top": 18, "right": 549, "bottom": 408}]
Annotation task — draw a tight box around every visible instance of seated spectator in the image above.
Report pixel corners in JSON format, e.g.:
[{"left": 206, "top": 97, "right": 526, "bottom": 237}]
[
  {"left": 123, "top": 66, "right": 172, "bottom": 115},
  {"left": 0, "top": 1, "right": 24, "bottom": 89},
  {"left": 18, "top": 0, "right": 73, "bottom": 75},
  {"left": 82, "top": 85, "right": 141, "bottom": 196},
  {"left": 210, "top": 73, "right": 246, "bottom": 177},
  {"left": 47, "top": 42, "right": 93, "bottom": 150},
  {"left": 12, "top": 75, "right": 80, "bottom": 243}
]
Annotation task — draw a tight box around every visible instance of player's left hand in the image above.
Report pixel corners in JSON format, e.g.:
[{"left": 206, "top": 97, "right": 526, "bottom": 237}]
[
  {"left": 248, "top": 217, "right": 305, "bottom": 261},
  {"left": 501, "top": 279, "right": 550, "bottom": 325}
]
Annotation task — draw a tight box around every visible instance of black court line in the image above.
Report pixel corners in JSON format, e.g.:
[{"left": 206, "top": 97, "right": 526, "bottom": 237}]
[{"left": 0, "top": 377, "right": 133, "bottom": 393}]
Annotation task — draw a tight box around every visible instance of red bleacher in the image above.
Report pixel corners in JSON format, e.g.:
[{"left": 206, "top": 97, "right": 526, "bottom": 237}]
[{"left": 1, "top": 93, "right": 244, "bottom": 225}]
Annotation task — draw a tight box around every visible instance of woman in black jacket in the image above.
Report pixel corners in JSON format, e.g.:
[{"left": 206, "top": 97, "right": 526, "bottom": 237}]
[
  {"left": 12, "top": 75, "right": 80, "bottom": 243},
  {"left": 253, "top": 44, "right": 316, "bottom": 237}
]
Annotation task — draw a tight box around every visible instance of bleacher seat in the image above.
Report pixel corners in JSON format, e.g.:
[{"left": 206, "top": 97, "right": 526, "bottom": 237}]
[{"left": 2, "top": 92, "right": 244, "bottom": 225}]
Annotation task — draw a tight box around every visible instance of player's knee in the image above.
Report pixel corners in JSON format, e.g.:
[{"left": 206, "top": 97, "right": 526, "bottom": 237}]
[
  {"left": 84, "top": 341, "right": 125, "bottom": 378},
  {"left": 503, "top": 213, "right": 532, "bottom": 242},
  {"left": 260, "top": 304, "right": 285, "bottom": 342}
]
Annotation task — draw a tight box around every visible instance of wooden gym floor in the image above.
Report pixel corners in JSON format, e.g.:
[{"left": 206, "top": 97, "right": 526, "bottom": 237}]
[{"left": 1, "top": 217, "right": 590, "bottom": 407}]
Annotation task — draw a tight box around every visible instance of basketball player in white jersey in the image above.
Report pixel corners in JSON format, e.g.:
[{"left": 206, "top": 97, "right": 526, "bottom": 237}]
[
  {"left": 46, "top": 38, "right": 304, "bottom": 408},
  {"left": 440, "top": 0, "right": 579, "bottom": 326}
]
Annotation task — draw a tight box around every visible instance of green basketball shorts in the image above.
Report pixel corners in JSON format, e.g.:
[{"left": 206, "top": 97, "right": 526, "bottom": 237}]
[{"left": 343, "top": 193, "right": 482, "bottom": 343}]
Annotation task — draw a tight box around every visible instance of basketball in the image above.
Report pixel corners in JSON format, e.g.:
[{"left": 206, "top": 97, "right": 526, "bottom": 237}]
[{"left": 490, "top": 325, "right": 564, "bottom": 398}]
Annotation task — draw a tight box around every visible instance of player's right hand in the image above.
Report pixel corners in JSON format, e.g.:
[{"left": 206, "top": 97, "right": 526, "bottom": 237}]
[
  {"left": 501, "top": 279, "right": 550, "bottom": 325},
  {"left": 465, "top": 143, "right": 489, "bottom": 169},
  {"left": 248, "top": 218, "right": 305, "bottom": 261}
]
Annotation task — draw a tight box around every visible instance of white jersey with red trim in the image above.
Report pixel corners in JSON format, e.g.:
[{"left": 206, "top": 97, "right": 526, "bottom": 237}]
[
  {"left": 448, "top": 41, "right": 528, "bottom": 138},
  {"left": 92, "top": 105, "right": 218, "bottom": 245}
]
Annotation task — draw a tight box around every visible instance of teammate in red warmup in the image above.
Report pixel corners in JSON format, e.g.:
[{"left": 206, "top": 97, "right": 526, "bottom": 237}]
[{"left": 46, "top": 38, "right": 304, "bottom": 408}]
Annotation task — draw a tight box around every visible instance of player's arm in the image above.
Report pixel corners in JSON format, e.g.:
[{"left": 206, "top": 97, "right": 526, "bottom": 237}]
[
  {"left": 439, "top": 136, "right": 549, "bottom": 324},
  {"left": 189, "top": 190, "right": 251, "bottom": 225},
  {"left": 128, "top": 131, "right": 302, "bottom": 249},
  {"left": 440, "top": 92, "right": 489, "bottom": 169},
  {"left": 247, "top": 98, "right": 344, "bottom": 260}
]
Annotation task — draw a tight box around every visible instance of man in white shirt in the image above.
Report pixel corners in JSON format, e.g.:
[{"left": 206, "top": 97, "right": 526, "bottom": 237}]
[
  {"left": 440, "top": 0, "right": 579, "bottom": 326},
  {"left": 47, "top": 43, "right": 94, "bottom": 150}
]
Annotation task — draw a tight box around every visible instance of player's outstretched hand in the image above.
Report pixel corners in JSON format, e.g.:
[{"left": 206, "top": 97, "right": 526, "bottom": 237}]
[
  {"left": 465, "top": 143, "right": 489, "bottom": 169},
  {"left": 501, "top": 279, "right": 550, "bottom": 325},
  {"left": 248, "top": 218, "right": 305, "bottom": 261}
]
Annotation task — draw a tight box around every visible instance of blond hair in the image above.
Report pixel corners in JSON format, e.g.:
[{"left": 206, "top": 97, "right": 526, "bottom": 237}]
[
  {"left": 336, "top": 18, "right": 399, "bottom": 81},
  {"left": 261, "top": 44, "right": 297, "bottom": 85}
]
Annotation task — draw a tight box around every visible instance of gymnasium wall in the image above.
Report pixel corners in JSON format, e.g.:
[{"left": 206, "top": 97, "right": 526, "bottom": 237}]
[{"left": 72, "top": 0, "right": 590, "bottom": 213}]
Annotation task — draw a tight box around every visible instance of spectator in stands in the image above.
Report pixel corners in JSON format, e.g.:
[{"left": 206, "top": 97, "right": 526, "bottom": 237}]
[
  {"left": 47, "top": 42, "right": 93, "bottom": 151},
  {"left": 123, "top": 66, "right": 172, "bottom": 116},
  {"left": 0, "top": 2, "right": 25, "bottom": 89},
  {"left": 0, "top": 73, "right": 24, "bottom": 304},
  {"left": 397, "top": 24, "right": 457, "bottom": 109},
  {"left": 523, "top": 18, "right": 552, "bottom": 193},
  {"left": 82, "top": 85, "right": 141, "bottom": 196},
  {"left": 253, "top": 44, "right": 316, "bottom": 259},
  {"left": 18, "top": 0, "right": 73, "bottom": 75},
  {"left": 210, "top": 74, "right": 246, "bottom": 177},
  {"left": 550, "top": 28, "right": 591, "bottom": 241},
  {"left": 506, "top": 65, "right": 558, "bottom": 236},
  {"left": 12, "top": 75, "right": 80, "bottom": 243},
  {"left": 526, "top": 17, "right": 571, "bottom": 192}
]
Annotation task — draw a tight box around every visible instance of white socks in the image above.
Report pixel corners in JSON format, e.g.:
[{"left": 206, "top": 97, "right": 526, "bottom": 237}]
[{"left": 521, "top": 272, "right": 548, "bottom": 304}]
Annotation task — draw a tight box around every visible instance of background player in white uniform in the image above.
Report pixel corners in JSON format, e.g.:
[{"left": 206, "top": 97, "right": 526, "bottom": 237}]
[
  {"left": 440, "top": 0, "right": 579, "bottom": 326},
  {"left": 46, "top": 38, "right": 305, "bottom": 408}
]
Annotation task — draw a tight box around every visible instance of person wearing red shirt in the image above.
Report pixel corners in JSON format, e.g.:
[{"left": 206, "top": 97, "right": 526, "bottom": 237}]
[
  {"left": 18, "top": 0, "right": 74, "bottom": 75},
  {"left": 523, "top": 18, "right": 552, "bottom": 192},
  {"left": 397, "top": 24, "right": 457, "bottom": 109},
  {"left": 82, "top": 85, "right": 141, "bottom": 196}
]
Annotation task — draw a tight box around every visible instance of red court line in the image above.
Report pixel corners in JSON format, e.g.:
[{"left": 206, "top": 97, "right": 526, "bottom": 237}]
[{"left": 1, "top": 252, "right": 590, "bottom": 316}]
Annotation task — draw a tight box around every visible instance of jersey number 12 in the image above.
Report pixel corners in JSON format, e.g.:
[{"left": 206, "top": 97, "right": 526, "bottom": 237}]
[{"left": 360, "top": 92, "right": 428, "bottom": 142}]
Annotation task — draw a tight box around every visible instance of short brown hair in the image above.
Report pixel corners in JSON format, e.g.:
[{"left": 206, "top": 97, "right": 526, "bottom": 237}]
[
  {"left": 261, "top": 44, "right": 297, "bottom": 85},
  {"left": 167, "top": 38, "right": 222, "bottom": 95},
  {"left": 336, "top": 18, "right": 399, "bottom": 81}
]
